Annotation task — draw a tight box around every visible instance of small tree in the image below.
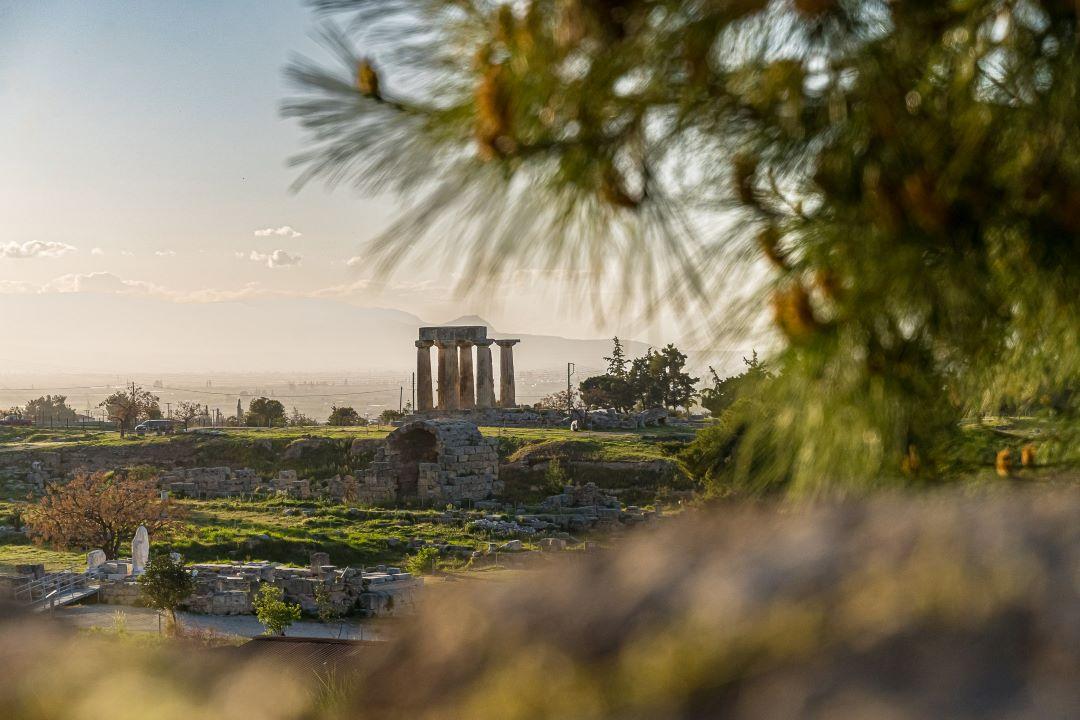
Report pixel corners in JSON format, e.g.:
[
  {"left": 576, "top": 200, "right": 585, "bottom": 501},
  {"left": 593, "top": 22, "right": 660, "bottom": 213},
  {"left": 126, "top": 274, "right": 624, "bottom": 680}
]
[
  {"left": 24, "top": 471, "right": 186, "bottom": 559},
  {"left": 404, "top": 546, "right": 440, "bottom": 576},
  {"left": 327, "top": 405, "right": 362, "bottom": 426},
  {"left": 138, "top": 553, "right": 195, "bottom": 631},
  {"left": 289, "top": 407, "right": 318, "bottom": 426},
  {"left": 378, "top": 408, "right": 405, "bottom": 424},
  {"left": 245, "top": 397, "right": 286, "bottom": 427},
  {"left": 100, "top": 385, "right": 160, "bottom": 437},
  {"left": 172, "top": 401, "right": 204, "bottom": 430},
  {"left": 253, "top": 583, "right": 301, "bottom": 636},
  {"left": 603, "top": 337, "right": 629, "bottom": 378}
]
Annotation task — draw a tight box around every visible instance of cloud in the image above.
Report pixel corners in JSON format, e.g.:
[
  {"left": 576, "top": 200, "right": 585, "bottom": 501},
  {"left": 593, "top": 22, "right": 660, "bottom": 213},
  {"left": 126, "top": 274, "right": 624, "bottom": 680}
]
[
  {"left": 0, "top": 279, "right": 36, "bottom": 294},
  {"left": 91, "top": 247, "right": 105, "bottom": 256},
  {"left": 1, "top": 240, "right": 77, "bottom": 259},
  {"left": 40, "top": 272, "right": 167, "bottom": 296},
  {"left": 154, "top": 249, "right": 177, "bottom": 257},
  {"left": 245, "top": 249, "right": 302, "bottom": 268},
  {"left": 254, "top": 225, "right": 302, "bottom": 238},
  {"left": 345, "top": 256, "right": 365, "bottom": 268}
]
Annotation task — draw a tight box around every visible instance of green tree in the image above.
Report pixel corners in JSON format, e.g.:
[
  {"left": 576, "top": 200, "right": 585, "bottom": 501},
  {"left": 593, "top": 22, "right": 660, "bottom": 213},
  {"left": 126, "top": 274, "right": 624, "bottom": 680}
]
[
  {"left": 404, "top": 547, "right": 440, "bottom": 576},
  {"left": 604, "top": 337, "right": 629, "bottom": 378},
  {"left": 700, "top": 352, "right": 771, "bottom": 418},
  {"left": 284, "top": 1, "right": 1080, "bottom": 493},
  {"left": 378, "top": 408, "right": 405, "bottom": 424},
  {"left": 579, "top": 374, "right": 635, "bottom": 413},
  {"left": 25, "top": 395, "right": 79, "bottom": 425},
  {"left": 253, "top": 584, "right": 301, "bottom": 636},
  {"left": 138, "top": 553, "right": 195, "bottom": 631},
  {"left": 245, "top": 397, "right": 286, "bottom": 427},
  {"left": 327, "top": 405, "right": 362, "bottom": 426}
]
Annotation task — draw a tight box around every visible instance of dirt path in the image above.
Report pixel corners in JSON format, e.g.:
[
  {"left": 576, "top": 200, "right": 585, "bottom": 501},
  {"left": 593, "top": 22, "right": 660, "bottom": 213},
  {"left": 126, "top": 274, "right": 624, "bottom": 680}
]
[{"left": 51, "top": 604, "right": 393, "bottom": 641}]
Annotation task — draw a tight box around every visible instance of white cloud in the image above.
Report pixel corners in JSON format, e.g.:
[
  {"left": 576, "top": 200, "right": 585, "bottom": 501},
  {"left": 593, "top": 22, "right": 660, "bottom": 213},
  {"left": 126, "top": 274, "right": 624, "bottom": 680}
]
[
  {"left": 345, "top": 256, "right": 365, "bottom": 268},
  {"left": 40, "top": 272, "right": 167, "bottom": 296},
  {"left": 91, "top": 247, "right": 105, "bottom": 256},
  {"left": 246, "top": 249, "right": 302, "bottom": 268},
  {"left": 0, "top": 279, "right": 36, "bottom": 293},
  {"left": 155, "top": 249, "right": 177, "bottom": 257},
  {"left": 1, "top": 240, "right": 77, "bottom": 259},
  {"left": 254, "top": 225, "right": 302, "bottom": 238}
]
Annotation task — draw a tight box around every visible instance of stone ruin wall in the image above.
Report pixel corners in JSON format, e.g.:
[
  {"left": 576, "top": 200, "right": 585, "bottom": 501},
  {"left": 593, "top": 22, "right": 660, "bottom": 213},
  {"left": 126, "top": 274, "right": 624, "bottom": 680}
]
[
  {"left": 363, "top": 419, "right": 502, "bottom": 504},
  {"left": 97, "top": 555, "right": 420, "bottom": 618}
]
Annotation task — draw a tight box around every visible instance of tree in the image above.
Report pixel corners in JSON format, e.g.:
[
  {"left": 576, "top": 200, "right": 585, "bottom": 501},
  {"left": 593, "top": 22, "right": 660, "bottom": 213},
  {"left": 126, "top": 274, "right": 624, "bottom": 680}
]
[
  {"left": 24, "top": 471, "right": 186, "bottom": 559},
  {"left": 172, "top": 401, "right": 204, "bottom": 430},
  {"left": 289, "top": 407, "right": 318, "bottom": 426},
  {"left": 285, "top": 2, "right": 1080, "bottom": 492},
  {"left": 25, "top": 395, "right": 79, "bottom": 425},
  {"left": 537, "top": 388, "right": 580, "bottom": 411},
  {"left": 700, "top": 352, "right": 771, "bottom": 418},
  {"left": 404, "top": 547, "right": 440, "bottom": 576},
  {"left": 253, "top": 583, "right": 301, "bottom": 636},
  {"left": 378, "top": 408, "right": 404, "bottom": 424},
  {"left": 327, "top": 405, "right": 362, "bottom": 426},
  {"left": 100, "top": 385, "right": 160, "bottom": 437},
  {"left": 245, "top": 397, "right": 286, "bottom": 427},
  {"left": 604, "top": 337, "right": 629, "bottom": 378},
  {"left": 138, "top": 553, "right": 195, "bottom": 631},
  {"left": 579, "top": 374, "right": 634, "bottom": 412},
  {"left": 657, "top": 344, "right": 699, "bottom": 413}
]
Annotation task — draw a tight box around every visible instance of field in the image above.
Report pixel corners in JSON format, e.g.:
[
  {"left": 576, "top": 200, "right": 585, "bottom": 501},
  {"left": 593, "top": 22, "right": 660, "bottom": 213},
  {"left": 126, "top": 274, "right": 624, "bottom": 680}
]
[{"left": 0, "top": 423, "right": 692, "bottom": 570}]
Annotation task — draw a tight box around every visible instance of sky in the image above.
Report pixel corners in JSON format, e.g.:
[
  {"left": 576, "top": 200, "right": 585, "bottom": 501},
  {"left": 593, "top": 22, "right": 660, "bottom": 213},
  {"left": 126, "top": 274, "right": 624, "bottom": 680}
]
[{"left": 0, "top": 1, "right": 736, "bottom": 372}]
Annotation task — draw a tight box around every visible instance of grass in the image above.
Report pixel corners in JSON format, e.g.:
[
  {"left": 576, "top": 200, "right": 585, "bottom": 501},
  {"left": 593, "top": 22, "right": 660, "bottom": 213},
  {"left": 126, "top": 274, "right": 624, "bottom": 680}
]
[{"left": 0, "top": 543, "right": 85, "bottom": 571}]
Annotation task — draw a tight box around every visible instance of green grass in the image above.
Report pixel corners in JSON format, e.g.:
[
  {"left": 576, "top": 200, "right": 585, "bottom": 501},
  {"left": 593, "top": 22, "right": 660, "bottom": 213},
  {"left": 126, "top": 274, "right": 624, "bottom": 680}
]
[{"left": 0, "top": 544, "right": 85, "bottom": 571}]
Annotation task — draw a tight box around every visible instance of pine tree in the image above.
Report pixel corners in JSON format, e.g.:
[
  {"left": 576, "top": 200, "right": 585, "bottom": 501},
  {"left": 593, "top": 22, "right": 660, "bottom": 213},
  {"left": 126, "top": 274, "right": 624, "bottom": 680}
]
[
  {"left": 286, "top": 1, "right": 1080, "bottom": 492},
  {"left": 604, "top": 337, "right": 628, "bottom": 378}
]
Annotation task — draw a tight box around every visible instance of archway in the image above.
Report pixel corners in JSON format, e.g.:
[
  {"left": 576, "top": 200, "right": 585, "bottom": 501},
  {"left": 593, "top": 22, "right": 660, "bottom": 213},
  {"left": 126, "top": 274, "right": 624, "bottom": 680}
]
[{"left": 389, "top": 428, "right": 438, "bottom": 498}]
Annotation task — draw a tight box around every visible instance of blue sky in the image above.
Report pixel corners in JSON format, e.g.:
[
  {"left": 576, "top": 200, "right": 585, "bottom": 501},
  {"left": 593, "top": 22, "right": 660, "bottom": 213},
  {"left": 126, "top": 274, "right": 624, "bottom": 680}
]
[{"left": 0, "top": 1, "right": 693, "bottom": 348}]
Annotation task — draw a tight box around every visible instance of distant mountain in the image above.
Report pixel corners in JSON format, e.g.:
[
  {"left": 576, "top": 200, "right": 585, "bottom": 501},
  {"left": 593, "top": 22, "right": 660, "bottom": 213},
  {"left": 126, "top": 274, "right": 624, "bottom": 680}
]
[{"left": 0, "top": 292, "right": 754, "bottom": 375}]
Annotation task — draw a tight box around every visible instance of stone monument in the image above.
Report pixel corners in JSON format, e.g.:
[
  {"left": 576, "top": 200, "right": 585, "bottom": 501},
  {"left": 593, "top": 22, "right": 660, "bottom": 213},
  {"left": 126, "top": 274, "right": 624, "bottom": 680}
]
[
  {"left": 86, "top": 549, "right": 107, "bottom": 573},
  {"left": 131, "top": 525, "right": 150, "bottom": 574}
]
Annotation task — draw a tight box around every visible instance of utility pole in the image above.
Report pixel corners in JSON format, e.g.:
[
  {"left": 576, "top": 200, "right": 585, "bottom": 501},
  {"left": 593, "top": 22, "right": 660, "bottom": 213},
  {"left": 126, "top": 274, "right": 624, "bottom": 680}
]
[
  {"left": 399, "top": 386, "right": 403, "bottom": 415},
  {"left": 567, "top": 362, "right": 576, "bottom": 417}
]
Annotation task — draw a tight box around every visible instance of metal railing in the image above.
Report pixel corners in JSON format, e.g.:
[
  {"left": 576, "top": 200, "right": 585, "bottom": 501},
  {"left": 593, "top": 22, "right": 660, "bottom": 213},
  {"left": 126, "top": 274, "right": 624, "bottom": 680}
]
[{"left": 8, "top": 566, "right": 98, "bottom": 611}]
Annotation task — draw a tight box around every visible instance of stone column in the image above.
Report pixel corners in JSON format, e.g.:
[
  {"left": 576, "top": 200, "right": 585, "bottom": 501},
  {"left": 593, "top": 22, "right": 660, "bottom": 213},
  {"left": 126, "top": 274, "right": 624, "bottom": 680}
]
[
  {"left": 415, "top": 340, "right": 434, "bottom": 412},
  {"left": 457, "top": 341, "right": 476, "bottom": 409},
  {"left": 474, "top": 340, "right": 496, "bottom": 409},
  {"left": 496, "top": 339, "right": 520, "bottom": 408},
  {"left": 436, "top": 341, "right": 460, "bottom": 411}
]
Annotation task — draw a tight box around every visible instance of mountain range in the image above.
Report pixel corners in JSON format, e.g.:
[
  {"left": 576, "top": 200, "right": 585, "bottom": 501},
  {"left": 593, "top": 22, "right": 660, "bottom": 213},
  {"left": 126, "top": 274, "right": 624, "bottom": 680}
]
[{"left": 0, "top": 293, "right": 746, "bottom": 376}]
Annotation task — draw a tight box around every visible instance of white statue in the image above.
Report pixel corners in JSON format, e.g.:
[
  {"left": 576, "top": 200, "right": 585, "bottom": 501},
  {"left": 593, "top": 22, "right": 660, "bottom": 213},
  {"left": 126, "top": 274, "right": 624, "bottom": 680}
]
[
  {"left": 131, "top": 525, "right": 150, "bottom": 574},
  {"left": 86, "top": 549, "right": 106, "bottom": 573}
]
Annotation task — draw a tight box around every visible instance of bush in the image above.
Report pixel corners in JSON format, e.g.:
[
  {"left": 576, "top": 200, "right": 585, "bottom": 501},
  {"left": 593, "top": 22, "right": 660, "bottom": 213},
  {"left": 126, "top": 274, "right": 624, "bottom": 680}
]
[
  {"left": 405, "top": 547, "right": 440, "bottom": 576},
  {"left": 253, "top": 584, "right": 301, "bottom": 636}
]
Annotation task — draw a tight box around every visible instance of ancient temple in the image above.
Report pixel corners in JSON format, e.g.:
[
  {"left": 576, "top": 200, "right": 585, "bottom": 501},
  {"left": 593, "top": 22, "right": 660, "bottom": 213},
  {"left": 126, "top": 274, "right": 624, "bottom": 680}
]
[{"left": 414, "top": 326, "right": 519, "bottom": 413}]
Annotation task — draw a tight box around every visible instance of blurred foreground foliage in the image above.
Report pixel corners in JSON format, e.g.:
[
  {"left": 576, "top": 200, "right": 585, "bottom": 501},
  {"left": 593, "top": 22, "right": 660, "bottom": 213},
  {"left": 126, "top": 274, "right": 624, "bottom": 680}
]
[
  {"left": 2, "top": 488, "right": 1076, "bottom": 719},
  {"left": 286, "top": 0, "right": 1079, "bottom": 493}
]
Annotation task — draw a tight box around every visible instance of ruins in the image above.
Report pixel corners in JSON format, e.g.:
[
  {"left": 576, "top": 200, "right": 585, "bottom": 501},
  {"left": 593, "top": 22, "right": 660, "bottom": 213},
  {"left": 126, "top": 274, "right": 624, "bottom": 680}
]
[
  {"left": 360, "top": 419, "right": 502, "bottom": 504},
  {"left": 415, "top": 326, "right": 519, "bottom": 412}
]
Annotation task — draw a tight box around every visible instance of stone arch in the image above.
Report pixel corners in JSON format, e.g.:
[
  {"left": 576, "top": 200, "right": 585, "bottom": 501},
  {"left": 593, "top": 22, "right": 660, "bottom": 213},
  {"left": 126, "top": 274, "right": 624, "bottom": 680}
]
[{"left": 388, "top": 425, "right": 438, "bottom": 498}]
